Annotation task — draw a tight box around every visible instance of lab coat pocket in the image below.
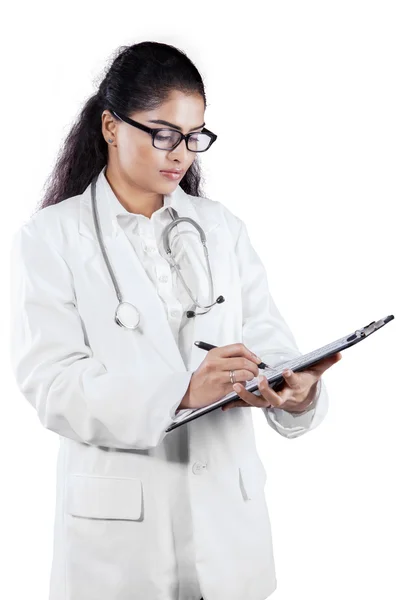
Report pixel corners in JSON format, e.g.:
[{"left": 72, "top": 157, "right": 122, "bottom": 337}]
[
  {"left": 66, "top": 474, "right": 143, "bottom": 521},
  {"left": 239, "top": 462, "right": 267, "bottom": 501}
]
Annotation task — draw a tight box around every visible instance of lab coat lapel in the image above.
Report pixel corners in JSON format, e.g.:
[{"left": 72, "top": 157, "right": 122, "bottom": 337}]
[{"left": 78, "top": 170, "right": 220, "bottom": 373}]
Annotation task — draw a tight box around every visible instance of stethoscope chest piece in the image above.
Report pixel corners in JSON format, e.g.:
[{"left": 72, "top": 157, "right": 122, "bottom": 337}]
[{"left": 115, "top": 301, "right": 141, "bottom": 330}]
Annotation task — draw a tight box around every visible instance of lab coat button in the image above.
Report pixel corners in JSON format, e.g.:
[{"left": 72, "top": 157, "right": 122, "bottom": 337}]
[
  {"left": 159, "top": 275, "right": 168, "bottom": 282},
  {"left": 170, "top": 310, "right": 180, "bottom": 318},
  {"left": 192, "top": 462, "right": 207, "bottom": 475}
]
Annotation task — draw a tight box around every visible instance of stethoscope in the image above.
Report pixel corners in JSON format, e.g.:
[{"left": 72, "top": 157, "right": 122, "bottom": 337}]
[{"left": 90, "top": 173, "right": 225, "bottom": 330}]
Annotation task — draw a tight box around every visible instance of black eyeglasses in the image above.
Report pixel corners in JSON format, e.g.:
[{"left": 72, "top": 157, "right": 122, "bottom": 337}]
[{"left": 110, "top": 109, "right": 217, "bottom": 153}]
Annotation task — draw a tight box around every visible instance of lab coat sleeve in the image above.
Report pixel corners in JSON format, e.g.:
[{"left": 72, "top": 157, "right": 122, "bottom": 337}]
[
  {"left": 234, "top": 218, "right": 329, "bottom": 439},
  {"left": 9, "top": 220, "right": 193, "bottom": 450}
]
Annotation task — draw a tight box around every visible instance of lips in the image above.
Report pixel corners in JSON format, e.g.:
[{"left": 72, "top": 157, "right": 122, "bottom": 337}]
[
  {"left": 160, "top": 170, "right": 183, "bottom": 174},
  {"left": 160, "top": 170, "right": 182, "bottom": 181}
]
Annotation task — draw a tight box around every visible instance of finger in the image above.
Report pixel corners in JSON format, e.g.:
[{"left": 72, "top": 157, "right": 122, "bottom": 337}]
[
  {"left": 231, "top": 383, "right": 261, "bottom": 407},
  {"left": 221, "top": 356, "right": 260, "bottom": 379},
  {"left": 215, "top": 343, "right": 262, "bottom": 365},
  {"left": 257, "top": 376, "right": 287, "bottom": 407},
  {"left": 223, "top": 380, "right": 275, "bottom": 411},
  {"left": 220, "top": 368, "right": 259, "bottom": 389},
  {"left": 282, "top": 369, "right": 302, "bottom": 389},
  {"left": 324, "top": 352, "right": 342, "bottom": 365},
  {"left": 310, "top": 352, "right": 342, "bottom": 376},
  {"left": 233, "top": 378, "right": 284, "bottom": 408}
]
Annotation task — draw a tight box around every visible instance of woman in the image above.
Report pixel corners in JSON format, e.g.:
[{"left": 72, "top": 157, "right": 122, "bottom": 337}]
[{"left": 9, "top": 41, "right": 341, "bottom": 600}]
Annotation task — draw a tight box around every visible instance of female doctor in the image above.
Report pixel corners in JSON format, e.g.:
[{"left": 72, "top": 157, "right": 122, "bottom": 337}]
[{"left": 9, "top": 41, "right": 341, "bottom": 600}]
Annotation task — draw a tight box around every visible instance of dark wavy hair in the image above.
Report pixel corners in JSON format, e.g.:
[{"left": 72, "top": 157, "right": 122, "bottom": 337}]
[{"left": 36, "top": 41, "right": 208, "bottom": 213}]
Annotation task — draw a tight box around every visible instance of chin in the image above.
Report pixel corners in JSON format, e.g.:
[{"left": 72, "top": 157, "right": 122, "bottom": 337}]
[{"left": 160, "top": 179, "right": 181, "bottom": 186}]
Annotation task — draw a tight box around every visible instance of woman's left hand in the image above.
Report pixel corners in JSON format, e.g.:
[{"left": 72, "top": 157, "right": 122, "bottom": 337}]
[{"left": 221, "top": 352, "right": 342, "bottom": 412}]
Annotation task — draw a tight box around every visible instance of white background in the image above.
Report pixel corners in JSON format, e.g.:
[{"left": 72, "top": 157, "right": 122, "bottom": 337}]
[{"left": 2, "top": 1, "right": 399, "bottom": 598}]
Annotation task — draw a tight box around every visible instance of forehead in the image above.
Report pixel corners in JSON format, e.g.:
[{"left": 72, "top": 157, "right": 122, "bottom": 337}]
[{"left": 138, "top": 91, "right": 205, "bottom": 131}]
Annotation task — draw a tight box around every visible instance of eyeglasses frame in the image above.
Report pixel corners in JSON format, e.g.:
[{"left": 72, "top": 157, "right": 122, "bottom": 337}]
[{"left": 110, "top": 109, "right": 217, "bottom": 153}]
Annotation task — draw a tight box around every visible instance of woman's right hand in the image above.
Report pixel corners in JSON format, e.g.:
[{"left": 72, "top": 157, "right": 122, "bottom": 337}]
[{"left": 180, "top": 343, "right": 262, "bottom": 410}]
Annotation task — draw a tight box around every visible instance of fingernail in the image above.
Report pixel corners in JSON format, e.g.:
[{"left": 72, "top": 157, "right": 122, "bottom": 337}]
[
  {"left": 233, "top": 384, "right": 240, "bottom": 392},
  {"left": 257, "top": 375, "right": 264, "bottom": 384}
]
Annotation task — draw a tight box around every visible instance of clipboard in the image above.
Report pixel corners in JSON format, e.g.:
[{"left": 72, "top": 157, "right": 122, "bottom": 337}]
[{"left": 165, "top": 314, "right": 395, "bottom": 432}]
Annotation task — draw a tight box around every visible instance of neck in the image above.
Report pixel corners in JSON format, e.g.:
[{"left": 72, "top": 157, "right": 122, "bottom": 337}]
[{"left": 104, "top": 165, "right": 164, "bottom": 218}]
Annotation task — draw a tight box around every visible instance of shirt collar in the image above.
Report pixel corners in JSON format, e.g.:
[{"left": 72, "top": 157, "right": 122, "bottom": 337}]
[{"left": 98, "top": 165, "right": 179, "bottom": 223}]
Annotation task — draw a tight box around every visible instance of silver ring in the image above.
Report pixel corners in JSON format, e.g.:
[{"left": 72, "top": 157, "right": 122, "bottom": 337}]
[{"left": 229, "top": 370, "right": 236, "bottom": 384}]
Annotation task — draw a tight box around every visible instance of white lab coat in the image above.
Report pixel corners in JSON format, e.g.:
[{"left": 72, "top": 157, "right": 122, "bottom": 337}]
[{"left": 9, "top": 171, "right": 329, "bottom": 600}]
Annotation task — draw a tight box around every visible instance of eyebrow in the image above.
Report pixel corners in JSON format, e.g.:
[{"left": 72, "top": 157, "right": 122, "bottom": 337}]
[{"left": 147, "top": 119, "right": 205, "bottom": 132}]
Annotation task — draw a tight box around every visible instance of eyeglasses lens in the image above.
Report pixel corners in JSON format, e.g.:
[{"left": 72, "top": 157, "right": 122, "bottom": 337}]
[{"left": 154, "top": 130, "right": 212, "bottom": 152}]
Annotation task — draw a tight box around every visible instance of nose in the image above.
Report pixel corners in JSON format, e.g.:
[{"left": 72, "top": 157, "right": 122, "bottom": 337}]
[{"left": 169, "top": 136, "right": 190, "bottom": 160}]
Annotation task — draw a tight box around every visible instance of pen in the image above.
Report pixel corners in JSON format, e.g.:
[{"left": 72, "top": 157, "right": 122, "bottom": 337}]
[{"left": 194, "top": 340, "right": 268, "bottom": 370}]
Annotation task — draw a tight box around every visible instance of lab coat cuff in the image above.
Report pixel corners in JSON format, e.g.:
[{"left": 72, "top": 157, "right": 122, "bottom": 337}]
[{"left": 169, "top": 371, "right": 195, "bottom": 422}]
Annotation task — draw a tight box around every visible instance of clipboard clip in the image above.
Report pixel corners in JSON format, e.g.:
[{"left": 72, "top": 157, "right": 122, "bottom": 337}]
[{"left": 347, "top": 316, "right": 394, "bottom": 342}]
